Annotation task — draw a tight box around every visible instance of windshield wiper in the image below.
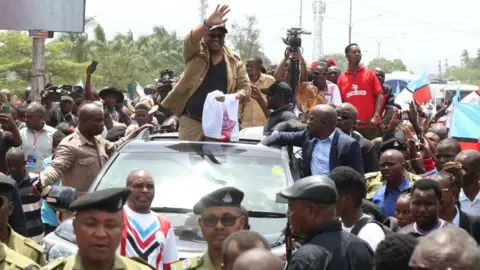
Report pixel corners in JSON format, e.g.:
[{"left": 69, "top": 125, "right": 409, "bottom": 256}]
[
  {"left": 247, "top": 211, "right": 286, "bottom": 218},
  {"left": 151, "top": 207, "right": 193, "bottom": 214}
]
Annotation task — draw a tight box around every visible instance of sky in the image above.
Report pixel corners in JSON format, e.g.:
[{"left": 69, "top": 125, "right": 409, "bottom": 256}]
[{"left": 84, "top": 0, "right": 480, "bottom": 74}]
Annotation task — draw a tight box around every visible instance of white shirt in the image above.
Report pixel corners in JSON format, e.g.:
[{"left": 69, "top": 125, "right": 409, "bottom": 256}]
[
  {"left": 459, "top": 189, "right": 480, "bottom": 216},
  {"left": 324, "top": 81, "right": 342, "bottom": 106},
  {"left": 17, "top": 124, "right": 57, "bottom": 173},
  {"left": 342, "top": 214, "right": 386, "bottom": 251},
  {"left": 310, "top": 131, "right": 335, "bottom": 176},
  {"left": 119, "top": 205, "right": 179, "bottom": 269}
]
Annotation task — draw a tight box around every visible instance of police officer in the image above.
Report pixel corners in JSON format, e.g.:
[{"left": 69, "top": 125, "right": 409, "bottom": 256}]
[
  {"left": 279, "top": 175, "right": 374, "bottom": 270},
  {"left": 171, "top": 187, "right": 246, "bottom": 270},
  {"left": 0, "top": 176, "right": 46, "bottom": 266},
  {"left": 44, "top": 188, "right": 153, "bottom": 270},
  {"left": 0, "top": 242, "right": 41, "bottom": 269}
]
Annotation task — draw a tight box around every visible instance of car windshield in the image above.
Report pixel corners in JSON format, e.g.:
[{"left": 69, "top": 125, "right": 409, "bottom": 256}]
[{"left": 95, "top": 150, "right": 288, "bottom": 214}]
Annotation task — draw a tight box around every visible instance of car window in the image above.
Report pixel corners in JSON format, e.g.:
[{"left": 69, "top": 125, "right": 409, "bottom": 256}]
[{"left": 95, "top": 151, "right": 288, "bottom": 214}]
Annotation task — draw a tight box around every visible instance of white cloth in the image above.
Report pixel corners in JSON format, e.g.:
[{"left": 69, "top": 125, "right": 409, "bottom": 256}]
[
  {"left": 459, "top": 189, "right": 480, "bottom": 216},
  {"left": 202, "top": 90, "right": 240, "bottom": 141},
  {"left": 342, "top": 214, "right": 386, "bottom": 251},
  {"left": 17, "top": 124, "right": 57, "bottom": 173}
]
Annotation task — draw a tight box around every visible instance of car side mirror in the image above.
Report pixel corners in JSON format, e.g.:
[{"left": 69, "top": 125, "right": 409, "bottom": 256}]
[{"left": 44, "top": 186, "right": 77, "bottom": 212}]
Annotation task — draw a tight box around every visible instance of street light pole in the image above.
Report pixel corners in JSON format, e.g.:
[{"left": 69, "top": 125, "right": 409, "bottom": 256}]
[
  {"left": 375, "top": 33, "right": 405, "bottom": 58},
  {"left": 348, "top": 0, "right": 352, "bottom": 44}
]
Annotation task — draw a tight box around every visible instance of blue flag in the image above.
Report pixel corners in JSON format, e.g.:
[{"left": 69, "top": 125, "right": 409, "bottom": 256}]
[
  {"left": 76, "top": 80, "right": 83, "bottom": 88},
  {"left": 454, "top": 81, "right": 461, "bottom": 103},
  {"left": 395, "top": 81, "right": 400, "bottom": 96},
  {"left": 450, "top": 103, "right": 480, "bottom": 150}
]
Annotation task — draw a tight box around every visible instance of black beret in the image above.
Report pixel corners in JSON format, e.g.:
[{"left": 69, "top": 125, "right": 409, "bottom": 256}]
[
  {"left": 69, "top": 188, "right": 131, "bottom": 213},
  {"left": 0, "top": 175, "right": 15, "bottom": 200},
  {"left": 193, "top": 187, "right": 244, "bottom": 215},
  {"left": 380, "top": 138, "right": 408, "bottom": 153},
  {"left": 279, "top": 175, "right": 338, "bottom": 204}
]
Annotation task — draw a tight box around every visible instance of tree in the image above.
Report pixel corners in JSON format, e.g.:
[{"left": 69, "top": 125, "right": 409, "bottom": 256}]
[
  {"left": 229, "top": 15, "right": 270, "bottom": 65},
  {"left": 322, "top": 53, "right": 347, "bottom": 71},
  {"left": 367, "top": 58, "right": 407, "bottom": 73},
  {"left": 461, "top": 49, "right": 470, "bottom": 67}
]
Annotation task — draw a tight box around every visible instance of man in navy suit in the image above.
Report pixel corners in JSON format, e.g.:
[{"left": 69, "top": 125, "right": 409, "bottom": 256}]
[{"left": 261, "top": 104, "right": 364, "bottom": 177}]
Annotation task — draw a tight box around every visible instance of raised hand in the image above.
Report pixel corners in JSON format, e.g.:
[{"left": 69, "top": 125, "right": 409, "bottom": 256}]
[{"left": 206, "top": 5, "right": 230, "bottom": 26}]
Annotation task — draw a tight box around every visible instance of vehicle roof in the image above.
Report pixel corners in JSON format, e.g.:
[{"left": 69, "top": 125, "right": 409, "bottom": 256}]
[{"left": 120, "top": 139, "right": 283, "bottom": 159}]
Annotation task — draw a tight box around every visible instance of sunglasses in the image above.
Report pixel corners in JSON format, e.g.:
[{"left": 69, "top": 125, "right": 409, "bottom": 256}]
[
  {"left": 201, "top": 214, "right": 241, "bottom": 227},
  {"left": 208, "top": 34, "right": 225, "bottom": 39}
]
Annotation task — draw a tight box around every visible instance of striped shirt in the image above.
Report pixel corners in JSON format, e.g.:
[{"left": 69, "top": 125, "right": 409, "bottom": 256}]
[{"left": 11, "top": 172, "right": 44, "bottom": 243}]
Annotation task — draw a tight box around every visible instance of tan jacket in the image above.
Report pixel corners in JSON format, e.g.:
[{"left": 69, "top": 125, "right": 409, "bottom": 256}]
[
  {"left": 39, "top": 129, "right": 127, "bottom": 194},
  {"left": 7, "top": 226, "right": 45, "bottom": 266},
  {"left": 44, "top": 254, "right": 153, "bottom": 270},
  {"left": 240, "top": 73, "right": 275, "bottom": 128},
  {"left": 161, "top": 30, "right": 250, "bottom": 115}
]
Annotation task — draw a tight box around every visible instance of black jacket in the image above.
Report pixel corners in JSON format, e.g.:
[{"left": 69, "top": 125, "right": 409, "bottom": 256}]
[
  {"left": 262, "top": 129, "right": 364, "bottom": 176},
  {"left": 459, "top": 210, "right": 480, "bottom": 244},
  {"left": 351, "top": 132, "right": 379, "bottom": 173},
  {"left": 263, "top": 104, "right": 298, "bottom": 136},
  {"left": 287, "top": 220, "right": 374, "bottom": 270}
]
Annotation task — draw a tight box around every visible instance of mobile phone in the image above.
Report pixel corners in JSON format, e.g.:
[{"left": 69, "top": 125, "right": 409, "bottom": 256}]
[
  {"left": 90, "top": 60, "right": 98, "bottom": 73},
  {"left": 1, "top": 104, "right": 9, "bottom": 114},
  {"left": 400, "top": 112, "right": 409, "bottom": 120}
]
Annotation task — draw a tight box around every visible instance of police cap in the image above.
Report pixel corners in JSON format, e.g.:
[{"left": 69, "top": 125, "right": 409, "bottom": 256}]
[
  {"left": 279, "top": 175, "right": 338, "bottom": 204},
  {"left": 193, "top": 187, "right": 244, "bottom": 215},
  {"left": 0, "top": 175, "right": 15, "bottom": 200},
  {"left": 69, "top": 187, "right": 131, "bottom": 213},
  {"left": 380, "top": 137, "right": 408, "bottom": 153}
]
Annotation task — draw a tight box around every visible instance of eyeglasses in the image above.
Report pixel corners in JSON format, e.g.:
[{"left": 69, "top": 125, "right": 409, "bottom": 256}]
[
  {"left": 208, "top": 34, "right": 225, "bottom": 39},
  {"left": 201, "top": 214, "right": 241, "bottom": 227}
]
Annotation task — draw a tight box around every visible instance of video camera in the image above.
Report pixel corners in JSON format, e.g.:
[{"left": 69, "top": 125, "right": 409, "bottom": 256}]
[
  {"left": 43, "top": 84, "right": 75, "bottom": 101},
  {"left": 156, "top": 68, "right": 177, "bottom": 88},
  {"left": 282, "top": 27, "right": 311, "bottom": 53}
]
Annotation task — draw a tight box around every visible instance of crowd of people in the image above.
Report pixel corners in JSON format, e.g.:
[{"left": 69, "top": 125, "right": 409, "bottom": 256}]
[{"left": 0, "top": 3, "right": 479, "bottom": 270}]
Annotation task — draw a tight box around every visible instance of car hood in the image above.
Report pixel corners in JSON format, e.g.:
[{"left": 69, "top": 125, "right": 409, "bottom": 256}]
[{"left": 56, "top": 212, "right": 286, "bottom": 258}]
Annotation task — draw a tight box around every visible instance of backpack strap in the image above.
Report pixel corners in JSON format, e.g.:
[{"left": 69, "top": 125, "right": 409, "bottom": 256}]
[{"left": 350, "top": 216, "right": 374, "bottom": 236}]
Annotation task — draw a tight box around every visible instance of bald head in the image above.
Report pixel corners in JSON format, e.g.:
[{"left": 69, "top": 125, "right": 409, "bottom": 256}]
[
  {"left": 311, "top": 104, "right": 337, "bottom": 124},
  {"left": 6, "top": 147, "right": 24, "bottom": 160},
  {"left": 328, "top": 66, "right": 341, "bottom": 73},
  {"left": 232, "top": 249, "right": 284, "bottom": 270},
  {"left": 374, "top": 67, "right": 385, "bottom": 74},
  {"left": 338, "top": 103, "right": 358, "bottom": 121},
  {"left": 456, "top": 150, "right": 480, "bottom": 166},
  {"left": 410, "top": 226, "right": 480, "bottom": 269},
  {"left": 78, "top": 103, "right": 103, "bottom": 122},
  {"left": 126, "top": 169, "right": 154, "bottom": 186},
  {"left": 428, "top": 124, "right": 448, "bottom": 140},
  {"left": 381, "top": 149, "right": 405, "bottom": 162}
]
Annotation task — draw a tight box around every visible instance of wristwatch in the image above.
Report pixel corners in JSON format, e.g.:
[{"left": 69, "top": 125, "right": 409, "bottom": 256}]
[{"left": 203, "top": 19, "right": 213, "bottom": 30}]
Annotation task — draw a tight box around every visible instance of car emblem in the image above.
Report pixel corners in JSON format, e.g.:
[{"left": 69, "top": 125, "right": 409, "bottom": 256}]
[
  {"left": 182, "top": 259, "right": 192, "bottom": 269},
  {"left": 223, "top": 192, "right": 233, "bottom": 203}
]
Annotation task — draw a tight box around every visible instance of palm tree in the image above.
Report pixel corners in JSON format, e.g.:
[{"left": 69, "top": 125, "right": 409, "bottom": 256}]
[{"left": 57, "top": 17, "right": 98, "bottom": 62}]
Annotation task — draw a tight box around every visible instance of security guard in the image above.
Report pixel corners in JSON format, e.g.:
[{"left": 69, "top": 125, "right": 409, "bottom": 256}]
[
  {"left": 170, "top": 187, "right": 246, "bottom": 270},
  {"left": 279, "top": 175, "right": 374, "bottom": 270},
  {"left": 0, "top": 242, "right": 41, "bottom": 269},
  {"left": 0, "top": 176, "right": 46, "bottom": 266},
  {"left": 44, "top": 188, "right": 153, "bottom": 270}
]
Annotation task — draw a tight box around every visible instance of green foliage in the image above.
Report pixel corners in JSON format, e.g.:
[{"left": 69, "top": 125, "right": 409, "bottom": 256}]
[
  {"left": 367, "top": 57, "right": 407, "bottom": 73},
  {"left": 229, "top": 15, "right": 270, "bottom": 66},
  {"left": 322, "top": 53, "right": 348, "bottom": 71},
  {"left": 0, "top": 19, "right": 184, "bottom": 95},
  {"left": 444, "top": 49, "right": 480, "bottom": 84}
]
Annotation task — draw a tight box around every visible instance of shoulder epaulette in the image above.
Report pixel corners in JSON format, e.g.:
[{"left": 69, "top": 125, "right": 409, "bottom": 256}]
[
  {"left": 364, "top": 172, "right": 380, "bottom": 179},
  {"left": 24, "top": 237, "right": 44, "bottom": 254},
  {"left": 128, "top": 256, "right": 155, "bottom": 270}
]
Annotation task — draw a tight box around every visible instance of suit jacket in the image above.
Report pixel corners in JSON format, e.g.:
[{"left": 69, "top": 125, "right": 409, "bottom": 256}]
[
  {"left": 459, "top": 210, "right": 480, "bottom": 244},
  {"left": 262, "top": 129, "right": 364, "bottom": 176},
  {"left": 351, "top": 132, "right": 379, "bottom": 174}
]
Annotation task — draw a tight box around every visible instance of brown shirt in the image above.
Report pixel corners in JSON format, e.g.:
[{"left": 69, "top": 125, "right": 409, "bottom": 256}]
[
  {"left": 240, "top": 73, "right": 275, "bottom": 128},
  {"left": 39, "top": 129, "right": 126, "bottom": 193}
]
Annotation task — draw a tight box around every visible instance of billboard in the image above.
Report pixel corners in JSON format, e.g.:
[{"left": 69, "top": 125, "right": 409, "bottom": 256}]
[{"left": 0, "top": 0, "right": 86, "bottom": 33}]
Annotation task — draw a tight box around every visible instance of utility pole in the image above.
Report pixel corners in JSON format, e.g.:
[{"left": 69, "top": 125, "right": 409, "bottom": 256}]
[
  {"left": 299, "top": 0, "right": 303, "bottom": 27},
  {"left": 438, "top": 60, "right": 442, "bottom": 78},
  {"left": 444, "top": 59, "right": 449, "bottom": 72},
  {"left": 31, "top": 37, "right": 46, "bottom": 103},
  {"left": 348, "top": 0, "right": 353, "bottom": 44}
]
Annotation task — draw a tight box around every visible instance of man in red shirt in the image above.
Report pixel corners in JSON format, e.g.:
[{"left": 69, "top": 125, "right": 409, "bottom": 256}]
[{"left": 337, "top": 43, "right": 383, "bottom": 140}]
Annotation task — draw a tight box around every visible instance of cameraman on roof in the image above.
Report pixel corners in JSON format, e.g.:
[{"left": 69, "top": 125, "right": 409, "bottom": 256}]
[{"left": 160, "top": 4, "right": 250, "bottom": 141}]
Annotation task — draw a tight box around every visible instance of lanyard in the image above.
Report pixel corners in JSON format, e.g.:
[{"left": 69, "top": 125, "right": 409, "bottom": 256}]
[{"left": 31, "top": 129, "right": 42, "bottom": 151}]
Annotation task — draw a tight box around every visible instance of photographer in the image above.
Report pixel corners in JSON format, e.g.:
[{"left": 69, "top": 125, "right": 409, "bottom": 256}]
[
  {"left": 274, "top": 51, "right": 307, "bottom": 88},
  {"left": 160, "top": 4, "right": 250, "bottom": 141}
]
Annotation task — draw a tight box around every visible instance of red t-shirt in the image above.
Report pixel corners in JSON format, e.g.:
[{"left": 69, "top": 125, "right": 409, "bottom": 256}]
[{"left": 337, "top": 66, "right": 383, "bottom": 125}]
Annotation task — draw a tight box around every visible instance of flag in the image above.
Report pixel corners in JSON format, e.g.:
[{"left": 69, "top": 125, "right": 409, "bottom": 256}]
[
  {"left": 135, "top": 82, "right": 145, "bottom": 97},
  {"left": 395, "top": 81, "right": 400, "bottom": 97},
  {"left": 394, "top": 89, "right": 413, "bottom": 110},
  {"left": 449, "top": 102, "right": 480, "bottom": 150},
  {"left": 454, "top": 81, "right": 461, "bottom": 103},
  {"left": 406, "top": 72, "right": 431, "bottom": 103},
  {"left": 76, "top": 80, "right": 83, "bottom": 88}
]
